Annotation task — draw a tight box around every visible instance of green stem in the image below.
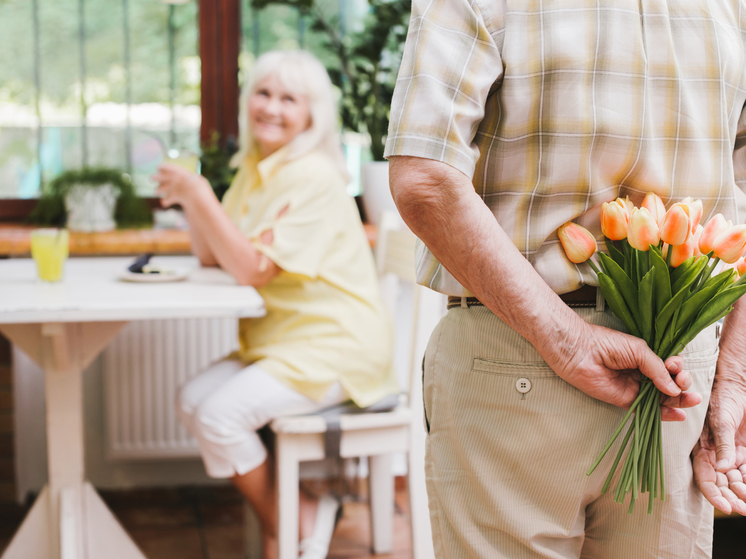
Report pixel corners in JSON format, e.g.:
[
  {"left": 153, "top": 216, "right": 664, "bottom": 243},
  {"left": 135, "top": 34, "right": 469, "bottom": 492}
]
[
  {"left": 586, "top": 383, "right": 653, "bottom": 475},
  {"left": 693, "top": 256, "right": 719, "bottom": 294},
  {"left": 601, "top": 421, "right": 636, "bottom": 494},
  {"left": 665, "top": 244, "right": 673, "bottom": 268},
  {"left": 658, "top": 403, "right": 666, "bottom": 501},
  {"left": 587, "top": 258, "right": 602, "bottom": 277}
]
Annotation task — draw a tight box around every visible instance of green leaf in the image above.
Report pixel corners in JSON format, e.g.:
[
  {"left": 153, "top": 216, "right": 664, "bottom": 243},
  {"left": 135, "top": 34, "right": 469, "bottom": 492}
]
[
  {"left": 649, "top": 249, "right": 672, "bottom": 314},
  {"left": 598, "top": 273, "right": 641, "bottom": 337},
  {"left": 605, "top": 238, "right": 626, "bottom": 269},
  {"left": 665, "top": 306, "right": 733, "bottom": 358},
  {"left": 638, "top": 268, "right": 655, "bottom": 345},
  {"left": 670, "top": 255, "right": 709, "bottom": 295},
  {"left": 654, "top": 283, "right": 692, "bottom": 351},
  {"left": 694, "top": 284, "right": 746, "bottom": 326},
  {"left": 598, "top": 252, "right": 641, "bottom": 330},
  {"left": 669, "top": 256, "right": 697, "bottom": 287},
  {"left": 676, "top": 278, "right": 730, "bottom": 338}
]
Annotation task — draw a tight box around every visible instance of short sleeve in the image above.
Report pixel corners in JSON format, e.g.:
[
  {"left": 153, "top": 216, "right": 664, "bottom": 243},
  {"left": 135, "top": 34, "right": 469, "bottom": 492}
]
[
  {"left": 250, "top": 163, "right": 340, "bottom": 280},
  {"left": 384, "top": 0, "right": 505, "bottom": 178},
  {"left": 734, "top": 104, "right": 746, "bottom": 222}
]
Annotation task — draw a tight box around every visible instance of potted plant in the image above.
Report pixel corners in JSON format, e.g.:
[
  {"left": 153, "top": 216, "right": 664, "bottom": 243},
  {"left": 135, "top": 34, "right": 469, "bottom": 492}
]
[
  {"left": 30, "top": 168, "right": 153, "bottom": 231},
  {"left": 251, "top": 0, "right": 411, "bottom": 224}
]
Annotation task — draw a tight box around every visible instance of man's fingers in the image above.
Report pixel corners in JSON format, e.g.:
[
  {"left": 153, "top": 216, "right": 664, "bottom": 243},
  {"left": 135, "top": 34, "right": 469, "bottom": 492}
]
[
  {"left": 664, "top": 356, "right": 685, "bottom": 376},
  {"left": 713, "top": 429, "right": 737, "bottom": 472},
  {"left": 693, "top": 447, "right": 733, "bottom": 514},
  {"left": 660, "top": 406, "right": 686, "bottom": 422},
  {"left": 660, "top": 391, "right": 702, "bottom": 422},
  {"left": 698, "top": 478, "right": 733, "bottom": 514},
  {"left": 638, "top": 347, "right": 681, "bottom": 397},
  {"left": 671, "top": 369, "right": 692, "bottom": 391}
]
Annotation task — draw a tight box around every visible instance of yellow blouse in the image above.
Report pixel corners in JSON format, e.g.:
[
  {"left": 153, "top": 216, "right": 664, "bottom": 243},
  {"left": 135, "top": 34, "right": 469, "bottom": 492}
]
[{"left": 221, "top": 147, "right": 398, "bottom": 407}]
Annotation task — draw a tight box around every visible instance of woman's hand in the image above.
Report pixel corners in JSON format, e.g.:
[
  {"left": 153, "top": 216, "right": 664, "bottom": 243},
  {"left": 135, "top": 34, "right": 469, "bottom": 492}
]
[{"left": 153, "top": 164, "right": 213, "bottom": 209}]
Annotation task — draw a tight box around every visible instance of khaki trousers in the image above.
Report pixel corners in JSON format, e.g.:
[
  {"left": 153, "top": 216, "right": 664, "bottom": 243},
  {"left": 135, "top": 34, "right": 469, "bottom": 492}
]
[{"left": 423, "top": 305, "right": 717, "bottom": 559}]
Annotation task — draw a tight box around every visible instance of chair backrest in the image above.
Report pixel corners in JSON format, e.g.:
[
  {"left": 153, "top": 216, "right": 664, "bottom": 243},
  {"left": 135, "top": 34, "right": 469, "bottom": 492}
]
[{"left": 374, "top": 211, "right": 423, "bottom": 403}]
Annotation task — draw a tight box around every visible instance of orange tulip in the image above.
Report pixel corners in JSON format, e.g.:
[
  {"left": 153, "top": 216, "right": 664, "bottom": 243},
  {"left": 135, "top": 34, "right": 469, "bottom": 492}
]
[
  {"left": 663, "top": 227, "right": 699, "bottom": 267},
  {"left": 691, "top": 224, "right": 703, "bottom": 257},
  {"left": 699, "top": 214, "right": 730, "bottom": 255},
  {"left": 601, "top": 200, "right": 629, "bottom": 240},
  {"left": 558, "top": 222, "right": 597, "bottom": 263},
  {"left": 712, "top": 224, "right": 746, "bottom": 264},
  {"left": 659, "top": 203, "right": 691, "bottom": 246},
  {"left": 619, "top": 196, "right": 635, "bottom": 216},
  {"left": 627, "top": 208, "right": 660, "bottom": 251},
  {"left": 687, "top": 198, "right": 704, "bottom": 232},
  {"left": 641, "top": 192, "right": 666, "bottom": 228}
]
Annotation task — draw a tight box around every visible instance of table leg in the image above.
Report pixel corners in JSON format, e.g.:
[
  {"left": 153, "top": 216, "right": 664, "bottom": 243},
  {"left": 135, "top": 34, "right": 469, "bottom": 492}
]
[{"left": 0, "top": 322, "right": 146, "bottom": 559}]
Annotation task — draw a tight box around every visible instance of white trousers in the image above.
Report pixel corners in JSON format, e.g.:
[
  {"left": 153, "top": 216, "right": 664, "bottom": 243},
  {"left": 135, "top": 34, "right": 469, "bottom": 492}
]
[{"left": 177, "top": 359, "right": 347, "bottom": 478}]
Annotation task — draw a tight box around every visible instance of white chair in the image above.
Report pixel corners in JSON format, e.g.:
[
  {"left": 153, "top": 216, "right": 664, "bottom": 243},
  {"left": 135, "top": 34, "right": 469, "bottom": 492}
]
[{"left": 254, "top": 211, "right": 434, "bottom": 559}]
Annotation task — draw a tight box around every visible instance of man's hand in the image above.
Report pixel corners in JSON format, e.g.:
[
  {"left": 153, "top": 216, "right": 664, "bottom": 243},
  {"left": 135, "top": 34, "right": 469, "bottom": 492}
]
[
  {"left": 693, "top": 376, "right": 746, "bottom": 515},
  {"left": 547, "top": 319, "right": 701, "bottom": 420}
]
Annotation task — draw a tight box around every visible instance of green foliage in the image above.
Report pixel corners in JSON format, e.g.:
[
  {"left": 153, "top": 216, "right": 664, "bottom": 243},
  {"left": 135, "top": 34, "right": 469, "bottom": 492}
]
[
  {"left": 200, "top": 133, "right": 239, "bottom": 202},
  {"left": 251, "top": 0, "right": 411, "bottom": 161},
  {"left": 29, "top": 167, "right": 152, "bottom": 228}
]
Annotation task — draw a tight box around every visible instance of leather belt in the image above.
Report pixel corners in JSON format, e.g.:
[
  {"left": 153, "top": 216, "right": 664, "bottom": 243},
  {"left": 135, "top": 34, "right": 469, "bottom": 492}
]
[{"left": 447, "top": 285, "right": 598, "bottom": 310}]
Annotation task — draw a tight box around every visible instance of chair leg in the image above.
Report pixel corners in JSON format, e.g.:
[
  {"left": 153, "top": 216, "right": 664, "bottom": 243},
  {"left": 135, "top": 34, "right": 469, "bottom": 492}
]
[
  {"left": 243, "top": 501, "right": 263, "bottom": 559},
  {"left": 276, "top": 434, "right": 300, "bottom": 559},
  {"left": 408, "top": 447, "right": 434, "bottom": 559},
  {"left": 368, "top": 454, "right": 393, "bottom": 554}
]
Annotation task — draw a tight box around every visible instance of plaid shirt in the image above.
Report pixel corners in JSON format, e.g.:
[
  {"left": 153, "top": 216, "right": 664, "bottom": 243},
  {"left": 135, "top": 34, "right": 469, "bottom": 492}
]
[{"left": 385, "top": 0, "right": 746, "bottom": 296}]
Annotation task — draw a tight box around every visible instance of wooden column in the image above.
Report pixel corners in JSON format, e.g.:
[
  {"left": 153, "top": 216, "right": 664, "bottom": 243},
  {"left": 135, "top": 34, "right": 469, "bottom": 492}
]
[{"left": 199, "top": 0, "right": 241, "bottom": 147}]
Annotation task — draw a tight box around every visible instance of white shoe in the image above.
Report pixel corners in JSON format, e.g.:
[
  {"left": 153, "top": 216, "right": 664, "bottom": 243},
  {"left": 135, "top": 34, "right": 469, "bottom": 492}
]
[{"left": 298, "top": 495, "right": 341, "bottom": 559}]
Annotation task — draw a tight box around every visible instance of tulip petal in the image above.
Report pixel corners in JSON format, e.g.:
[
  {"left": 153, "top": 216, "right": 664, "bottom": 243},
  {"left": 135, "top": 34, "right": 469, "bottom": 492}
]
[{"left": 558, "top": 222, "right": 597, "bottom": 263}]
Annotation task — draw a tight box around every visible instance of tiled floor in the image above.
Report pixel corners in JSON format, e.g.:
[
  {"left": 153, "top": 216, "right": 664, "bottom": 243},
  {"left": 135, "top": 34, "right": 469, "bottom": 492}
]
[{"left": 0, "top": 483, "right": 743, "bottom": 558}]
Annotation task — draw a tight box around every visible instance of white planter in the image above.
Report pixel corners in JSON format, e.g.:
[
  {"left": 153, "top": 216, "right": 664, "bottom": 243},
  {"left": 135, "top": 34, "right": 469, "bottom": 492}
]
[
  {"left": 360, "top": 161, "right": 399, "bottom": 226},
  {"left": 65, "top": 183, "right": 118, "bottom": 232}
]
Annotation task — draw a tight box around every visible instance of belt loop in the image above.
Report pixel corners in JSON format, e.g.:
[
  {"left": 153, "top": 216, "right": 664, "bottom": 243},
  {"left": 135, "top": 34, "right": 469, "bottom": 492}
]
[
  {"left": 461, "top": 296, "right": 468, "bottom": 309},
  {"left": 595, "top": 287, "right": 605, "bottom": 312}
]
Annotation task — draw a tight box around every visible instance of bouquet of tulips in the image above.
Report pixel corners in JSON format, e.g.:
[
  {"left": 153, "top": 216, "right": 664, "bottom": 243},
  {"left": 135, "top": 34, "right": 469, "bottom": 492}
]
[{"left": 557, "top": 193, "right": 746, "bottom": 513}]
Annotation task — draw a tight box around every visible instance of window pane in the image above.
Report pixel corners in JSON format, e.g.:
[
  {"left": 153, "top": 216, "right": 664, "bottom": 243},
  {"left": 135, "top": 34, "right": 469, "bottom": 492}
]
[{"left": 0, "top": 0, "right": 200, "bottom": 199}]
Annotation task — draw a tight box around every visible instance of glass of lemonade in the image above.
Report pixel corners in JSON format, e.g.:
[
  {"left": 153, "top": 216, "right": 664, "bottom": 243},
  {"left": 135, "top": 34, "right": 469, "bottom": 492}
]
[
  {"left": 164, "top": 149, "right": 201, "bottom": 174},
  {"left": 30, "top": 229, "right": 70, "bottom": 282}
]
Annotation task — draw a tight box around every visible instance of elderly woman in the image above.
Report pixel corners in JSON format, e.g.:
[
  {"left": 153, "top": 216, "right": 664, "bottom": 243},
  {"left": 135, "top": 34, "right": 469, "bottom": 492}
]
[{"left": 154, "top": 50, "right": 397, "bottom": 559}]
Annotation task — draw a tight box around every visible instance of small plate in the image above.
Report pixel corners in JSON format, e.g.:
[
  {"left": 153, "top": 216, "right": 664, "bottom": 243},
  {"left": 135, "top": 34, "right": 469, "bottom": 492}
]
[{"left": 119, "top": 269, "right": 189, "bottom": 283}]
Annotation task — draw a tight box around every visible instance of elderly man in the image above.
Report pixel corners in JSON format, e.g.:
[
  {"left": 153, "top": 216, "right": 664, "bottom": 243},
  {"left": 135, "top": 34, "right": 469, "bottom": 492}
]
[{"left": 385, "top": 1, "right": 746, "bottom": 558}]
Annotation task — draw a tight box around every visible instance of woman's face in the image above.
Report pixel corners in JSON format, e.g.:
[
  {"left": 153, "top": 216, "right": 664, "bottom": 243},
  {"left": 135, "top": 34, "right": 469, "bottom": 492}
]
[{"left": 249, "top": 74, "right": 312, "bottom": 159}]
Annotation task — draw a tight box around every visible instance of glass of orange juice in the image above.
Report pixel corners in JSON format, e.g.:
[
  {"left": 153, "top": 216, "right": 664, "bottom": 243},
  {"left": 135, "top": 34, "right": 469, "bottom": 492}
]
[
  {"left": 30, "top": 229, "right": 70, "bottom": 282},
  {"left": 164, "top": 149, "right": 201, "bottom": 174}
]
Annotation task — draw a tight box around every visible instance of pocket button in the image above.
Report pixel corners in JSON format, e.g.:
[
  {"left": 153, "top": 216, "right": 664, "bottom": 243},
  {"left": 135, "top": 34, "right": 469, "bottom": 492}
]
[{"left": 516, "top": 378, "right": 532, "bottom": 394}]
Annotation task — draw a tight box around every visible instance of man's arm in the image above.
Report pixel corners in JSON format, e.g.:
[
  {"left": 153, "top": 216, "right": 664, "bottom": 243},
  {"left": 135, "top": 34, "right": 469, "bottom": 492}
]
[{"left": 389, "top": 155, "right": 700, "bottom": 414}]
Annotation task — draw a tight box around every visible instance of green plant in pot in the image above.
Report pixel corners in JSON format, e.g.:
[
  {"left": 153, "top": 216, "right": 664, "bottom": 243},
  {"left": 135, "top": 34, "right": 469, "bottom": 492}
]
[
  {"left": 251, "top": 0, "right": 411, "bottom": 223},
  {"left": 30, "top": 168, "right": 153, "bottom": 231}
]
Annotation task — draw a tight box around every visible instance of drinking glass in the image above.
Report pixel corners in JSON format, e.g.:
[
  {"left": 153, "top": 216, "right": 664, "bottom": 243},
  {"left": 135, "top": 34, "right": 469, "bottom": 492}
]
[
  {"left": 30, "top": 229, "right": 70, "bottom": 282},
  {"left": 164, "top": 149, "right": 201, "bottom": 174}
]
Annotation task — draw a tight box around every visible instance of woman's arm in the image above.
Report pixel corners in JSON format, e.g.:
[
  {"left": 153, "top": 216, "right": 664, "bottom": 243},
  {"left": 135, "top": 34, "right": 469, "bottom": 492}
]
[{"left": 154, "top": 164, "right": 281, "bottom": 287}]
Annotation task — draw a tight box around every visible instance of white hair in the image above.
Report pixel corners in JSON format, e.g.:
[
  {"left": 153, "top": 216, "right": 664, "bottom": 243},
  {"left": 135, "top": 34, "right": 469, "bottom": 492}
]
[{"left": 230, "top": 50, "right": 350, "bottom": 184}]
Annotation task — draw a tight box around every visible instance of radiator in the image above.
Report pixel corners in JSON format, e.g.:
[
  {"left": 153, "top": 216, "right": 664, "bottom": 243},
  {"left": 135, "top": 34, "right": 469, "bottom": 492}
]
[{"left": 103, "top": 318, "right": 239, "bottom": 460}]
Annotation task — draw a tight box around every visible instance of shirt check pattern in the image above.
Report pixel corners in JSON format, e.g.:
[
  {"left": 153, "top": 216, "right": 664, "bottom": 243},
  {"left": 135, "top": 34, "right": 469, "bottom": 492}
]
[{"left": 386, "top": 0, "right": 746, "bottom": 296}]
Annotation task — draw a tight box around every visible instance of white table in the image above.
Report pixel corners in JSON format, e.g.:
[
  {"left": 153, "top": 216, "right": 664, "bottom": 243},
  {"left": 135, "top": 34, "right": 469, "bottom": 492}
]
[{"left": 0, "top": 256, "right": 265, "bottom": 559}]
